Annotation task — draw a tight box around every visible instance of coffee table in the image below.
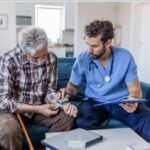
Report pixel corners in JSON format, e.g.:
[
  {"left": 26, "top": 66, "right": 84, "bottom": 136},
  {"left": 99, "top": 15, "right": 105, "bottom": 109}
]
[{"left": 45, "top": 128, "right": 149, "bottom": 150}]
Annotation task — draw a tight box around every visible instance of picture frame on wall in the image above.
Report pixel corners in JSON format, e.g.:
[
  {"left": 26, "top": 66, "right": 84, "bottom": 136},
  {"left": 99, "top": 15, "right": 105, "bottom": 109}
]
[{"left": 0, "top": 14, "right": 8, "bottom": 29}]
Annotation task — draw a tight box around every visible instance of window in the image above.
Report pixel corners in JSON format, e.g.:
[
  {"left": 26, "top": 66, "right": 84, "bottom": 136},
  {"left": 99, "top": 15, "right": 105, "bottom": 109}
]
[{"left": 35, "top": 5, "right": 63, "bottom": 43}]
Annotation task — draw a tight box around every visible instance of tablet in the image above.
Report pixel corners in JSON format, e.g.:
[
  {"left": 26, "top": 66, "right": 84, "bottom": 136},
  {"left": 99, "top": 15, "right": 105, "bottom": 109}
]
[{"left": 94, "top": 99, "right": 147, "bottom": 107}]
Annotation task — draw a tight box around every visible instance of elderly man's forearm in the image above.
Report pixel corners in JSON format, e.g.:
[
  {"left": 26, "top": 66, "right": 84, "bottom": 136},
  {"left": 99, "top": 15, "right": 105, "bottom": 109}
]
[{"left": 16, "top": 103, "right": 38, "bottom": 113}]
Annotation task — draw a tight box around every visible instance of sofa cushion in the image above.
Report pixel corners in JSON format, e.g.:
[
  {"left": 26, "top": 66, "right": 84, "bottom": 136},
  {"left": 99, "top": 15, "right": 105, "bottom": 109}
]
[
  {"left": 58, "top": 58, "right": 76, "bottom": 89},
  {"left": 58, "top": 57, "right": 86, "bottom": 94},
  {"left": 102, "top": 119, "right": 127, "bottom": 128}
]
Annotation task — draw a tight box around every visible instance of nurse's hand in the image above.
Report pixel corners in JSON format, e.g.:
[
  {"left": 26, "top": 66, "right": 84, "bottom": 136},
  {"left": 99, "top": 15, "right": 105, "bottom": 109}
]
[
  {"left": 59, "top": 88, "right": 71, "bottom": 98},
  {"left": 119, "top": 98, "right": 138, "bottom": 113}
]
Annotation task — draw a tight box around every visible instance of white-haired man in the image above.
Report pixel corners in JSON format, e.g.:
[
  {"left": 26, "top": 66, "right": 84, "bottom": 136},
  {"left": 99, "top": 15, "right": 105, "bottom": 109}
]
[{"left": 0, "top": 27, "right": 77, "bottom": 150}]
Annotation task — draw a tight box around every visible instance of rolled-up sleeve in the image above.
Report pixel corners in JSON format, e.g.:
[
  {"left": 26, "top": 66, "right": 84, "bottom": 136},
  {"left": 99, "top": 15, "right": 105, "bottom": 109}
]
[
  {"left": 0, "top": 58, "right": 21, "bottom": 113},
  {"left": 125, "top": 55, "right": 138, "bottom": 82},
  {"left": 70, "top": 57, "right": 83, "bottom": 86}
]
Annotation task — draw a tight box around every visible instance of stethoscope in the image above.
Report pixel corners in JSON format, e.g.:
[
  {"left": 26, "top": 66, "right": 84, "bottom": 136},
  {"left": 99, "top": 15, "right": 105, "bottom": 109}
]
[{"left": 89, "top": 47, "right": 114, "bottom": 87}]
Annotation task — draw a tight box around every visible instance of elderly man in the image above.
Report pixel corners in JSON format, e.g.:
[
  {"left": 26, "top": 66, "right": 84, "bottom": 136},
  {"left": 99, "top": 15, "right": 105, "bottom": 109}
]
[{"left": 0, "top": 27, "right": 77, "bottom": 150}]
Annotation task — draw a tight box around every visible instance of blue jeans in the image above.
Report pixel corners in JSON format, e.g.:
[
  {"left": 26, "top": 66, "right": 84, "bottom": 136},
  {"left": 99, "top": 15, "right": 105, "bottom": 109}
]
[{"left": 76, "top": 100, "right": 150, "bottom": 142}]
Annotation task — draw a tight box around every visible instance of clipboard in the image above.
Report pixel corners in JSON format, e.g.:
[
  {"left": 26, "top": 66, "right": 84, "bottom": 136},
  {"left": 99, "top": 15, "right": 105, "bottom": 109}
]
[{"left": 94, "top": 99, "right": 147, "bottom": 107}]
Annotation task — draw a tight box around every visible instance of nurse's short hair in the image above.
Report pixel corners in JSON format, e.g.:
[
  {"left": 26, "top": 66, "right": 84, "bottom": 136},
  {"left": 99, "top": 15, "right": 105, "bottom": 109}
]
[
  {"left": 18, "top": 27, "right": 48, "bottom": 54},
  {"left": 84, "top": 20, "right": 115, "bottom": 43}
]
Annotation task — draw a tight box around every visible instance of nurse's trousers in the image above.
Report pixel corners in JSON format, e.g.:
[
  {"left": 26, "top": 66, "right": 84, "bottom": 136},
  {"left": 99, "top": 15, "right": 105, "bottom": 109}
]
[{"left": 76, "top": 99, "right": 150, "bottom": 142}]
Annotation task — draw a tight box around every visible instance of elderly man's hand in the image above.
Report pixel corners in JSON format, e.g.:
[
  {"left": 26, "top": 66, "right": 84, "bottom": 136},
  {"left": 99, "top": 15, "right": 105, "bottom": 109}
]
[
  {"left": 63, "top": 103, "right": 78, "bottom": 118},
  {"left": 35, "top": 104, "right": 59, "bottom": 117}
]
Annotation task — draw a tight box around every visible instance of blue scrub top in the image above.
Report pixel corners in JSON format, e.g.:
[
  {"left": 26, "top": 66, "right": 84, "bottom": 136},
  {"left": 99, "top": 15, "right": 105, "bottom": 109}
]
[{"left": 70, "top": 46, "right": 138, "bottom": 102}]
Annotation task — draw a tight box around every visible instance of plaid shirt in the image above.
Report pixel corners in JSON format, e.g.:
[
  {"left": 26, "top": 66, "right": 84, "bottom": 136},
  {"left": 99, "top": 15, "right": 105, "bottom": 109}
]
[{"left": 0, "top": 47, "right": 58, "bottom": 118}]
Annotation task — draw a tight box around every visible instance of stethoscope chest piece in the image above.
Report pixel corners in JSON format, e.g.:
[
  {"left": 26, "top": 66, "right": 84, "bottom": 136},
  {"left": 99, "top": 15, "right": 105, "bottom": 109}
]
[{"left": 105, "top": 75, "right": 111, "bottom": 82}]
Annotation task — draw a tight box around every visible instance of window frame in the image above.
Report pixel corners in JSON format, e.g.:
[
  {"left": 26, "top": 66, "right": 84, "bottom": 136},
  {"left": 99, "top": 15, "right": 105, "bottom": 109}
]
[{"left": 35, "top": 5, "right": 63, "bottom": 43}]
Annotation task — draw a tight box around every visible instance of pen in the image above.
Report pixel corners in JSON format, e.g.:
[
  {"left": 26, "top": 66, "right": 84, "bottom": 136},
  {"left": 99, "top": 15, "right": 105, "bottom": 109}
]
[
  {"left": 65, "top": 91, "right": 98, "bottom": 101},
  {"left": 65, "top": 91, "right": 75, "bottom": 97},
  {"left": 65, "top": 91, "right": 86, "bottom": 98}
]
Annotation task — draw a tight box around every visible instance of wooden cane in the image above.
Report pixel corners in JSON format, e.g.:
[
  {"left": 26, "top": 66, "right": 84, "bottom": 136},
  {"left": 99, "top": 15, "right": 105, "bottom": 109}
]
[{"left": 16, "top": 113, "right": 34, "bottom": 150}]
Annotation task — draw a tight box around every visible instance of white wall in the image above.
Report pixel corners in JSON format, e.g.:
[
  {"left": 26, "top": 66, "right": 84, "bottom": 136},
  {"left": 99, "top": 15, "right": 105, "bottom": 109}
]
[
  {"left": 117, "top": 2, "right": 139, "bottom": 66},
  {"left": 74, "top": 2, "right": 119, "bottom": 56},
  {"left": 117, "top": 2, "right": 138, "bottom": 53},
  {"left": 137, "top": 3, "right": 150, "bottom": 83},
  {"left": 131, "top": 3, "right": 143, "bottom": 81},
  {"left": 0, "top": 2, "right": 16, "bottom": 55},
  {"left": 131, "top": 3, "right": 143, "bottom": 58},
  {"left": 118, "top": 2, "right": 150, "bottom": 83}
]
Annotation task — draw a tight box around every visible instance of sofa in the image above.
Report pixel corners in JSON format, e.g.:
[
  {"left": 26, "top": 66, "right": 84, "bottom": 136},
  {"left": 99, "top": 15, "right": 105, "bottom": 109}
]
[{"left": 23, "top": 57, "right": 150, "bottom": 149}]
